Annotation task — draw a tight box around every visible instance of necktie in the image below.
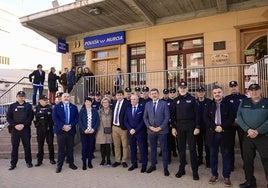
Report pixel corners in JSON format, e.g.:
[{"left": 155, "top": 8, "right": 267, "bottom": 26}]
[
  {"left": 132, "top": 106, "right": 136, "bottom": 118},
  {"left": 215, "top": 103, "right": 221, "bottom": 125},
  {"left": 114, "top": 101, "right": 121, "bottom": 124},
  {"left": 64, "top": 104, "right": 69, "bottom": 124},
  {"left": 153, "top": 102, "right": 157, "bottom": 115}
]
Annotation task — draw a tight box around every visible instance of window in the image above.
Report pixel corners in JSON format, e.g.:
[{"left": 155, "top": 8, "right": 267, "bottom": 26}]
[
  {"left": 166, "top": 38, "right": 204, "bottom": 89},
  {"left": 74, "top": 53, "right": 86, "bottom": 67},
  {"left": 128, "top": 44, "right": 146, "bottom": 87}
]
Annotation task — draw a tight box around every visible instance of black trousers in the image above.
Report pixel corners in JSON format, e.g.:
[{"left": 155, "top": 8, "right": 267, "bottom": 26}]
[
  {"left": 176, "top": 128, "right": 198, "bottom": 172},
  {"left": 100, "top": 144, "right": 111, "bottom": 161},
  {"left": 10, "top": 127, "right": 32, "bottom": 166},
  {"left": 230, "top": 125, "right": 244, "bottom": 168},
  {"left": 56, "top": 132, "right": 75, "bottom": 167},
  {"left": 196, "top": 128, "right": 210, "bottom": 164},
  {"left": 243, "top": 133, "right": 268, "bottom": 184},
  {"left": 36, "top": 126, "right": 54, "bottom": 163}
]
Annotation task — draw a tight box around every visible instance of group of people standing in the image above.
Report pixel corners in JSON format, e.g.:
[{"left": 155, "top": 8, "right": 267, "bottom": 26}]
[{"left": 6, "top": 72, "right": 268, "bottom": 188}]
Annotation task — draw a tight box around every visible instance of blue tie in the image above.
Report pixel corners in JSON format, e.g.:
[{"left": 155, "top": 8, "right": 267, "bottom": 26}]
[
  {"left": 65, "top": 104, "right": 69, "bottom": 124},
  {"left": 132, "top": 106, "right": 136, "bottom": 118},
  {"left": 153, "top": 102, "right": 156, "bottom": 115},
  {"left": 114, "top": 101, "right": 121, "bottom": 124}
]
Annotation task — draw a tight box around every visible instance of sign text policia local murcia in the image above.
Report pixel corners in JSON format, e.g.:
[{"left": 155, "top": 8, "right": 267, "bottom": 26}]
[{"left": 84, "top": 31, "right": 125, "bottom": 49}]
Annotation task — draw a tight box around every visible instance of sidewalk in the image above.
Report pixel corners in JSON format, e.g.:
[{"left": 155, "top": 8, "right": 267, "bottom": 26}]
[{"left": 1, "top": 144, "right": 266, "bottom": 188}]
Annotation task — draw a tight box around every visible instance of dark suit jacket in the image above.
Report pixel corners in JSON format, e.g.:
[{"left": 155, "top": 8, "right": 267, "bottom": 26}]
[
  {"left": 29, "top": 70, "right": 45, "bottom": 85},
  {"left": 143, "top": 99, "right": 170, "bottom": 134},
  {"left": 78, "top": 107, "right": 100, "bottom": 132},
  {"left": 112, "top": 99, "right": 131, "bottom": 130},
  {"left": 203, "top": 99, "right": 235, "bottom": 147},
  {"left": 124, "top": 104, "right": 146, "bottom": 134},
  {"left": 52, "top": 102, "right": 79, "bottom": 135}
]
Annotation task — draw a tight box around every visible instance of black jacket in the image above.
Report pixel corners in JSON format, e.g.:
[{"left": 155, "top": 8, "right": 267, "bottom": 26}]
[
  {"left": 203, "top": 99, "right": 235, "bottom": 147},
  {"left": 29, "top": 70, "right": 45, "bottom": 85},
  {"left": 48, "top": 72, "right": 59, "bottom": 92}
]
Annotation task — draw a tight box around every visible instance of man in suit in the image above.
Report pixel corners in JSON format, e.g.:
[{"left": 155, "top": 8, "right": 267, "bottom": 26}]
[
  {"left": 204, "top": 85, "right": 235, "bottom": 187},
  {"left": 29, "top": 64, "right": 45, "bottom": 105},
  {"left": 52, "top": 93, "right": 79, "bottom": 173},
  {"left": 143, "top": 88, "right": 170, "bottom": 176},
  {"left": 112, "top": 90, "right": 131, "bottom": 168},
  {"left": 124, "top": 94, "right": 148, "bottom": 173}
]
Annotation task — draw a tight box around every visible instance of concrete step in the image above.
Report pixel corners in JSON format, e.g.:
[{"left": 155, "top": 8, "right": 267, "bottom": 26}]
[{"left": 0, "top": 126, "right": 58, "bottom": 159}]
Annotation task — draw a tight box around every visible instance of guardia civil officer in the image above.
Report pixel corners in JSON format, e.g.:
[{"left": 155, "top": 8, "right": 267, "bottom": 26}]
[
  {"left": 33, "top": 95, "right": 56, "bottom": 166},
  {"left": 171, "top": 81, "right": 200, "bottom": 180},
  {"left": 6, "top": 91, "right": 34, "bottom": 170},
  {"left": 224, "top": 81, "right": 246, "bottom": 171}
]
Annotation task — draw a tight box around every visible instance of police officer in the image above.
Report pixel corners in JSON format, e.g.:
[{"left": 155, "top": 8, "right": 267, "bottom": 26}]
[
  {"left": 92, "top": 91, "right": 101, "bottom": 110},
  {"left": 34, "top": 95, "right": 56, "bottom": 166},
  {"left": 140, "top": 86, "right": 152, "bottom": 107},
  {"left": 125, "top": 87, "right": 132, "bottom": 101},
  {"left": 224, "top": 81, "right": 246, "bottom": 171},
  {"left": 55, "top": 92, "right": 63, "bottom": 104},
  {"left": 171, "top": 81, "right": 200, "bottom": 180},
  {"left": 6, "top": 91, "right": 34, "bottom": 170},
  {"left": 195, "top": 86, "right": 212, "bottom": 167},
  {"left": 134, "top": 87, "right": 141, "bottom": 98},
  {"left": 161, "top": 89, "right": 177, "bottom": 163},
  {"left": 169, "top": 87, "right": 177, "bottom": 100}
]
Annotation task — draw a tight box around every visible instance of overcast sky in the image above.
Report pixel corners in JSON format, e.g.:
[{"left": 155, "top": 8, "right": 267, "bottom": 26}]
[{"left": 0, "top": 0, "right": 74, "bottom": 15}]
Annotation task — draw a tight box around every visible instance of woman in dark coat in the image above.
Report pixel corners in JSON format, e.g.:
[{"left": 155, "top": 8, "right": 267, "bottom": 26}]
[
  {"left": 48, "top": 67, "right": 59, "bottom": 105},
  {"left": 78, "top": 97, "right": 100, "bottom": 170}
]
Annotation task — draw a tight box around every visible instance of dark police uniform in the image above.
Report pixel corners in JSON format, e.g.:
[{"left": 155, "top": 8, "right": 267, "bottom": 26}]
[
  {"left": 33, "top": 96, "right": 55, "bottom": 166},
  {"left": 196, "top": 89, "right": 212, "bottom": 167},
  {"left": 161, "top": 89, "right": 177, "bottom": 163},
  {"left": 6, "top": 91, "right": 34, "bottom": 170},
  {"left": 171, "top": 84, "right": 199, "bottom": 179},
  {"left": 224, "top": 81, "right": 247, "bottom": 170}
]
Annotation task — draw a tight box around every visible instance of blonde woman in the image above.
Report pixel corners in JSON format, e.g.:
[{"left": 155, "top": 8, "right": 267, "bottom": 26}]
[{"left": 96, "top": 97, "right": 113, "bottom": 166}]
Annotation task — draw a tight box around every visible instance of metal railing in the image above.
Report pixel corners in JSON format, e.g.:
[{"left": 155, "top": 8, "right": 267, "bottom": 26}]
[
  {"left": 0, "top": 77, "right": 48, "bottom": 131},
  {"left": 70, "top": 61, "right": 267, "bottom": 105},
  {"left": 1, "top": 56, "right": 268, "bottom": 131}
]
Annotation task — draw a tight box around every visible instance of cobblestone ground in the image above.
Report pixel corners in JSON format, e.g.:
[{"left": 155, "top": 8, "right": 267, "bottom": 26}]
[{"left": 1, "top": 144, "right": 266, "bottom": 188}]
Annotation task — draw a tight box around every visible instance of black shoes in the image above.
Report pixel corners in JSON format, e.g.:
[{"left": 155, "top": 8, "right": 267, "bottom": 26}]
[
  {"left": 35, "top": 162, "right": 42, "bottom": 167},
  {"left": 82, "top": 163, "right": 87, "bottom": 170},
  {"left": 88, "top": 162, "right": 93, "bottom": 169},
  {"left": 164, "top": 168, "right": 170, "bottom": 176},
  {"left": 175, "top": 170, "right": 186, "bottom": 178},
  {"left": 146, "top": 166, "right": 156, "bottom": 173},
  {"left": 8, "top": 165, "right": 16, "bottom": 171},
  {"left": 26, "top": 163, "right": 33, "bottom": 168},
  {"left": 56, "top": 166, "right": 62, "bottom": 173},
  {"left": 100, "top": 160, "right": 105, "bottom": 166},
  {"left": 122, "top": 162, "right": 128, "bottom": 168},
  {"left": 239, "top": 181, "right": 257, "bottom": 188},
  {"left": 106, "top": 160, "right": 111, "bottom": 166},
  {"left": 50, "top": 160, "right": 56, "bottom": 165},
  {"left": 128, "top": 165, "right": 138, "bottom": 171},
  {"left": 141, "top": 165, "right": 147, "bottom": 173},
  {"left": 69, "top": 163, "right": 78, "bottom": 170},
  {"left": 112, "top": 162, "right": 121, "bottom": 167},
  {"left": 193, "top": 172, "right": 199, "bottom": 180}
]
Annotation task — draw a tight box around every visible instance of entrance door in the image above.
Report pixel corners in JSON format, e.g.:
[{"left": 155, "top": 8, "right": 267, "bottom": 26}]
[{"left": 94, "top": 59, "right": 119, "bottom": 92}]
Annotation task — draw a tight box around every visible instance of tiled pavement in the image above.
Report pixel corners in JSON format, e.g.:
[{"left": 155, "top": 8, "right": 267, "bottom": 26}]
[{"left": 0, "top": 144, "right": 266, "bottom": 188}]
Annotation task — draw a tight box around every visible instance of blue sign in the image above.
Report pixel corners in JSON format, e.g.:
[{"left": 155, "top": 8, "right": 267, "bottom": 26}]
[
  {"left": 84, "top": 31, "right": 125, "bottom": 49},
  {"left": 57, "top": 38, "right": 67, "bottom": 53}
]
